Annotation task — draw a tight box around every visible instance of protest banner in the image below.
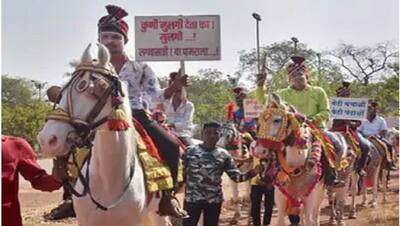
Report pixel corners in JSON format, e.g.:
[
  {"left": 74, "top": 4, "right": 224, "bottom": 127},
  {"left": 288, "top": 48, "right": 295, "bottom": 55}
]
[
  {"left": 135, "top": 15, "right": 220, "bottom": 61},
  {"left": 330, "top": 97, "right": 368, "bottom": 120},
  {"left": 244, "top": 98, "right": 264, "bottom": 118}
]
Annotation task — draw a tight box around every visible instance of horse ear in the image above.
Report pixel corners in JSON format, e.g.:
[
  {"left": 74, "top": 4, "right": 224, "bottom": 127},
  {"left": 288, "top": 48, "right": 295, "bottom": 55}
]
[
  {"left": 271, "top": 93, "right": 281, "bottom": 106},
  {"left": 81, "top": 43, "right": 92, "bottom": 64},
  {"left": 47, "top": 86, "right": 62, "bottom": 103},
  {"left": 97, "top": 43, "right": 110, "bottom": 67},
  {"left": 288, "top": 104, "right": 297, "bottom": 113}
]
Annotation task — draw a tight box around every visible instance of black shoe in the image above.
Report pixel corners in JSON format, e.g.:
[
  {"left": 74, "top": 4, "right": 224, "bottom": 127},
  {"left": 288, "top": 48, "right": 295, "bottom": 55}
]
[
  {"left": 43, "top": 199, "right": 75, "bottom": 220},
  {"left": 288, "top": 214, "right": 300, "bottom": 224}
]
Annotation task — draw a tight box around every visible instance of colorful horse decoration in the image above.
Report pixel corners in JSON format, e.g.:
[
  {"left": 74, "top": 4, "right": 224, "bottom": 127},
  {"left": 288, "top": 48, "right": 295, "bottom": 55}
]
[
  {"left": 217, "top": 122, "right": 253, "bottom": 224},
  {"left": 252, "top": 93, "right": 326, "bottom": 226},
  {"left": 38, "top": 43, "right": 171, "bottom": 226}
]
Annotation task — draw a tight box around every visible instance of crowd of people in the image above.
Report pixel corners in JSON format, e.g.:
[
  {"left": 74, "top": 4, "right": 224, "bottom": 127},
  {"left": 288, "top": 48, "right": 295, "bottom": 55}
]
[{"left": 2, "top": 4, "right": 397, "bottom": 226}]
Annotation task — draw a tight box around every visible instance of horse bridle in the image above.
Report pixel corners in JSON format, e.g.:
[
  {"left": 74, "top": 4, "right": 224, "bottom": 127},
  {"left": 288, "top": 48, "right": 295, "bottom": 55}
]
[
  {"left": 46, "top": 63, "right": 135, "bottom": 211},
  {"left": 47, "top": 64, "right": 122, "bottom": 141}
]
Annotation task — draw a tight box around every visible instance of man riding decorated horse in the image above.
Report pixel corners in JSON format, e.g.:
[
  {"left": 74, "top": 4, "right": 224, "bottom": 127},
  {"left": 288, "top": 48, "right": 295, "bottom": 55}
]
[
  {"left": 331, "top": 82, "right": 372, "bottom": 177},
  {"left": 256, "top": 55, "right": 347, "bottom": 225}
]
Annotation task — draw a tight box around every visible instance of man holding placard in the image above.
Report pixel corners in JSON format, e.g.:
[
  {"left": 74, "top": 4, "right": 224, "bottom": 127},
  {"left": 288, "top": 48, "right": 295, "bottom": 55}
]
[{"left": 331, "top": 83, "right": 371, "bottom": 176}]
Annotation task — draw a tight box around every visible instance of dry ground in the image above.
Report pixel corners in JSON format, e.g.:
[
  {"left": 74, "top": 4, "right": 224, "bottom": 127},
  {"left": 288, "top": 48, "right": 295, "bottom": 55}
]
[{"left": 18, "top": 159, "right": 399, "bottom": 226}]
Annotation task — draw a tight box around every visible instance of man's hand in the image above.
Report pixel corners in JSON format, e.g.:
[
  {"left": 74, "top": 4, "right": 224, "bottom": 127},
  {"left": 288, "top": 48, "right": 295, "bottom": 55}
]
[
  {"left": 256, "top": 73, "right": 266, "bottom": 87},
  {"left": 52, "top": 158, "right": 72, "bottom": 182},
  {"left": 170, "top": 69, "right": 191, "bottom": 91},
  {"left": 254, "top": 164, "right": 264, "bottom": 174}
]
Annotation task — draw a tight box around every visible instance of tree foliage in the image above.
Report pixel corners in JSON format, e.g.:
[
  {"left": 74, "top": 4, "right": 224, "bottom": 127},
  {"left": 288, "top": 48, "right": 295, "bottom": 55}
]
[
  {"left": 331, "top": 42, "right": 399, "bottom": 85},
  {"left": 1, "top": 75, "right": 52, "bottom": 148},
  {"left": 2, "top": 75, "right": 35, "bottom": 106},
  {"left": 186, "top": 69, "right": 233, "bottom": 136},
  {"left": 2, "top": 101, "right": 52, "bottom": 147}
]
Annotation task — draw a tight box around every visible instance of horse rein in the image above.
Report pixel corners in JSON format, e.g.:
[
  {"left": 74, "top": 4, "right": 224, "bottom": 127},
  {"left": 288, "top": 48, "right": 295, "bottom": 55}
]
[{"left": 46, "top": 64, "right": 135, "bottom": 211}]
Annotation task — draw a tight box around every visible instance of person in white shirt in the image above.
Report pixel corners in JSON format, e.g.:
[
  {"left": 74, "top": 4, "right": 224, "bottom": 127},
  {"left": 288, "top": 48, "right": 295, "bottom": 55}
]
[
  {"left": 358, "top": 101, "right": 395, "bottom": 169},
  {"left": 97, "top": 5, "right": 189, "bottom": 218},
  {"left": 164, "top": 72, "right": 195, "bottom": 146},
  {"left": 358, "top": 101, "right": 388, "bottom": 137}
]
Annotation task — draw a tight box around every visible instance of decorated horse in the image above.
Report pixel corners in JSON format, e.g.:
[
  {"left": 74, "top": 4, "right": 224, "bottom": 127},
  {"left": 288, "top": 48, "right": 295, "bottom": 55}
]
[
  {"left": 38, "top": 43, "right": 171, "bottom": 226},
  {"left": 324, "top": 133, "right": 358, "bottom": 225},
  {"left": 217, "top": 122, "right": 253, "bottom": 224},
  {"left": 252, "top": 93, "right": 327, "bottom": 226},
  {"left": 357, "top": 135, "right": 389, "bottom": 208}
]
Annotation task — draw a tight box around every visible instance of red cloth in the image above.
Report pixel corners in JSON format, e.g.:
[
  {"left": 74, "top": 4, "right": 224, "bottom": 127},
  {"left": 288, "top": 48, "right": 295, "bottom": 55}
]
[
  {"left": 132, "top": 118, "right": 164, "bottom": 163},
  {"left": 2, "top": 135, "right": 62, "bottom": 226},
  {"left": 98, "top": 5, "right": 129, "bottom": 42}
]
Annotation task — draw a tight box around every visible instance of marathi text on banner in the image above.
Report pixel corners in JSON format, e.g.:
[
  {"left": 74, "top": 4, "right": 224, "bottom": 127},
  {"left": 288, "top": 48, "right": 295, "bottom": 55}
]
[
  {"left": 244, "top": 99, "right": 264, "bottom": 118},
  {"left": 135, "top": 15, "right": 220, "bottom": 61},
  {"left": 329, "top": 97, "right": 368, "bottom": 120}
]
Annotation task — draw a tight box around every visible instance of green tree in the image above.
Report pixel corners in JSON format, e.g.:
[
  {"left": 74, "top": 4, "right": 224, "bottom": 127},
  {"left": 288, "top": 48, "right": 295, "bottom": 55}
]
[
  {"left": 186, "top": 69, "right": 232, "bottom": 137},
  {"left": 1, "top": 75, "right": 52, "bottom": 148},
  {"left": 350, "top": 74, "right": 399, "bottom": 116},
  {"left": 2, "top": 75, "right": 35, "bottom": 106},
  {"left": 2, "top": 100, "right": 52, "bottom": 148},
  {"left": 236, "top": 40, "right": 344, "bottom": 91}
]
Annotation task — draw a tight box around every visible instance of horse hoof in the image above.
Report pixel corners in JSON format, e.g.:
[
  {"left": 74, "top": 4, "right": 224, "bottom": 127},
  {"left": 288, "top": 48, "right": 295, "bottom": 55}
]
[
  {"left": 233, "top": 212, "right": 241, "bottom": 219},
  {"left": 329, "top": 219, "right": 337, "bottom": 225},
  {"left": 230, "top": 219, "right": 238, "bottom": 225},
  {"left": 360, "top": 201, "right": 367, "bottom": 207},
  {"left": 371, "top": 202, "right": 377, "bottom": 207},
  {"left": 349, "top": 211, "right": 357, "bottom": 219},
  {"left": 338, "top": 220, "right": 346, "bottom": 226}
]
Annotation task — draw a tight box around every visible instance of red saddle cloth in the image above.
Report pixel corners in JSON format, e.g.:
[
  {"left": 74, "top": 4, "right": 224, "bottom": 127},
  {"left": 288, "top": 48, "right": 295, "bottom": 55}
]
[{"left": 132, "top": 118, "right": 164, "bottom": 163}]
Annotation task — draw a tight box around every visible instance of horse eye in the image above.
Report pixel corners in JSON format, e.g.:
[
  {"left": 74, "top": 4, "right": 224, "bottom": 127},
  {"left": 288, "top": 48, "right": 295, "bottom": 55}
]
[
  {"left": 273, "top": 118, "right": 282, "bottom": 123},
  {"left": 92, "top": 79, "right": 109, "bottom": 97},
  {"left": 75, "top": 79, "right": 89, "bottom": 93}
]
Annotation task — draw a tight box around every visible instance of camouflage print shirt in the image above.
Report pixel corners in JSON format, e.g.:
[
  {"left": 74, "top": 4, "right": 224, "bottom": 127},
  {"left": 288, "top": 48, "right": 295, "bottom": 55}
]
[{"left": 182, "top": 144, "right": 256, "bottom": 203}]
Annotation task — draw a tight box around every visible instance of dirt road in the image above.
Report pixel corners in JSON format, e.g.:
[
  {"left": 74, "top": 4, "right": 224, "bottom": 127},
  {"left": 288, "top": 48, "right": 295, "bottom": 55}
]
[{"left": 19, "top": 159, "right": 399, "bottom": 226}]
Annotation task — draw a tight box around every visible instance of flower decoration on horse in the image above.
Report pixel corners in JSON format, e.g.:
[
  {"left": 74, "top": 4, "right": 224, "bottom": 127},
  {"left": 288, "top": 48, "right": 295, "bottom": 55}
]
[{"left": 252, "top": 93, "right": 322, "bottom": 187}]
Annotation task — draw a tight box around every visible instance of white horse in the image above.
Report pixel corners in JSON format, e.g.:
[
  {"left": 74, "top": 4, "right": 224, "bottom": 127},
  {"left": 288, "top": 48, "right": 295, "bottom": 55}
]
[
  {"left": 253, "top": 93, "right": 325, "bottom": 226},
  {"left": 386, "top": 128, "right": 399, "bottom": 164},
  {"left": 38, "top": 43, "right": 169, "bottom": 226},
  {"left": 358, "top": 136, "right": 387, "bottom": 208},
  {"left": 217, "top": 122, "right": 252, "bottom": 224}
]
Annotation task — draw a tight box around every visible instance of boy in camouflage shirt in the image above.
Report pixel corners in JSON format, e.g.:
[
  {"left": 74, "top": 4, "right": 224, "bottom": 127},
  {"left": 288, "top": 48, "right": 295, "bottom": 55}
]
[{"left": 182, "top": 122, "right": 263, "bottom": 226}]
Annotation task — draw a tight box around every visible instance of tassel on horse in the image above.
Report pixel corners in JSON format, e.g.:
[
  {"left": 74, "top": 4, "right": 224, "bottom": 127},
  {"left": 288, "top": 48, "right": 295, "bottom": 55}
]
[
  {"left": 108, "top": 108, "right": 130, "bottom": 131},
  {"left": 108, "top": 95, "right": 130, "bottom": 131}
]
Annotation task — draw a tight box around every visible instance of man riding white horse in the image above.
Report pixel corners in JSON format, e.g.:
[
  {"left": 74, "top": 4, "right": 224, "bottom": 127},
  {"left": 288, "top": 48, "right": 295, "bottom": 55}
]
[
  {"left": 98, "top": 5, "right": 190, "bottom": 218},
  {"left": 51, "top": 4, "right": 189, "bottom": 219}
]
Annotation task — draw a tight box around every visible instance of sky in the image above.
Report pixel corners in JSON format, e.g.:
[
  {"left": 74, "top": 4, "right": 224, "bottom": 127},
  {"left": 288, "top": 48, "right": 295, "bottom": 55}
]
[{"left": 2, "top": 0, "right": 399, "bottom": 87}]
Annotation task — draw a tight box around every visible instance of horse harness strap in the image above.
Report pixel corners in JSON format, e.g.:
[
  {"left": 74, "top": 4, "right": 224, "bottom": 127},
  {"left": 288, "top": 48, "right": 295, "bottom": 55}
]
[
  {"left": 85, "top": 146, "right": 135, "bottom": 211},
  {"left": 46, "top": 67, "right": 123, "bottom": 142}
]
